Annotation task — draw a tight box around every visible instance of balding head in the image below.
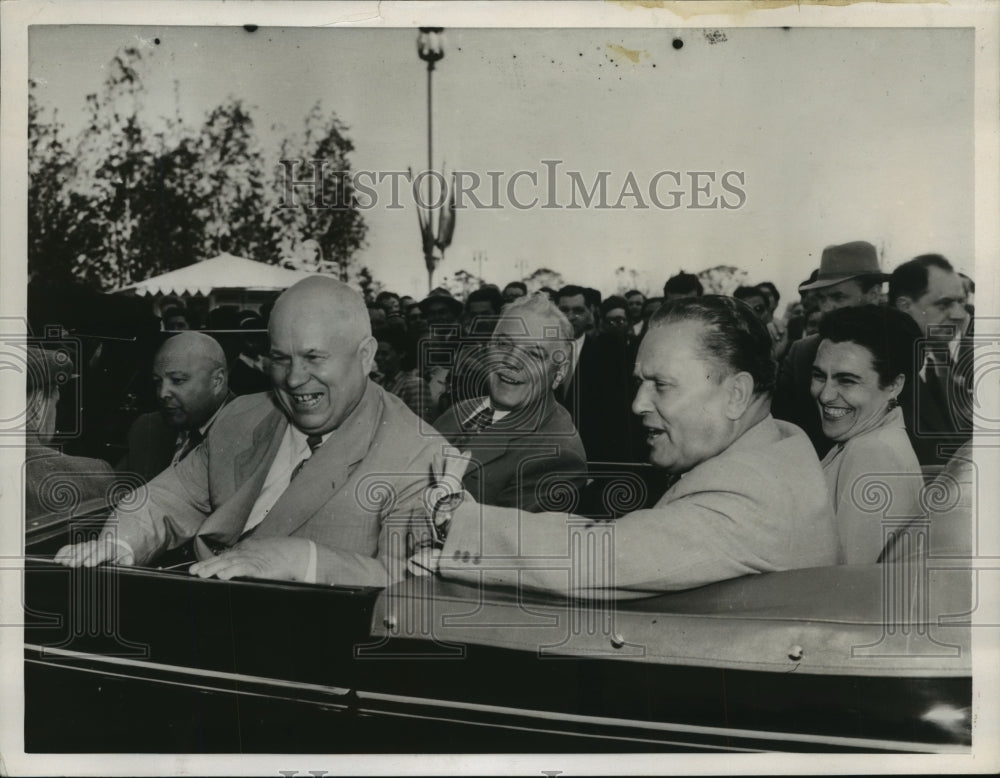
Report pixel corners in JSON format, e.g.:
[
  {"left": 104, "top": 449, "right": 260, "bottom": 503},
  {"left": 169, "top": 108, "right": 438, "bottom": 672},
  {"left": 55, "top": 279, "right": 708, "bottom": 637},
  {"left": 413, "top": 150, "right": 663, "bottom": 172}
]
[
  {"left": 267, "top": 277, "right": 377, "bottom": 435},
  {"left": 271, "top": 276, "right": 371, "bottom": 348},
  {"left": 152, "top": 331, "right": 229, "bottom": 431}
]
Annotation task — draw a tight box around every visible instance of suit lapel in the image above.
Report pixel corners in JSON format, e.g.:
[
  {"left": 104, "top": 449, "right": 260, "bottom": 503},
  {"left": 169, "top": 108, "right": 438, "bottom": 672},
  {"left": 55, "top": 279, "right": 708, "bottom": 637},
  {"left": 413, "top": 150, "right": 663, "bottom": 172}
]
[
  {"left": 252, "top": 382, "right": 383, "bottom": 540},
  {"left": 197, "top": 407, "right": 287, "bottom": 547}
]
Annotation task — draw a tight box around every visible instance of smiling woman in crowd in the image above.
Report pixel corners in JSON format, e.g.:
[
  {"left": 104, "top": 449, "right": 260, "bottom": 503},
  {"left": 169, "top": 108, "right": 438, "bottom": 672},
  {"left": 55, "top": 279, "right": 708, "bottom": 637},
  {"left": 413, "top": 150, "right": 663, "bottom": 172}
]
[{"left": 810, "top": 305, "right": 924, "bottom": 564}]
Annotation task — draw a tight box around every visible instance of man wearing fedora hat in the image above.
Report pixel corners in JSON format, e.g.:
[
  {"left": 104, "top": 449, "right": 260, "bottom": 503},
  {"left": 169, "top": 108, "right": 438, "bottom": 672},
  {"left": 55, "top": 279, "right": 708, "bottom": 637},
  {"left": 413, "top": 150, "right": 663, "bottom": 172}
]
[
  {"left": 772, "top": 240, "right": 889, "bottom": 457},
  {"left": 418, "top": 287, "right": 464, "bottom": 329}
]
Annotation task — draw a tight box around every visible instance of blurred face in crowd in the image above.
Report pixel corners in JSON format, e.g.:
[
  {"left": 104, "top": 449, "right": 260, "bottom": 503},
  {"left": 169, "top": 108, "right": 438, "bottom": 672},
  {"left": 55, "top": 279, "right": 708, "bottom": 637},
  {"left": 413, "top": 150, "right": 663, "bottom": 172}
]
[
  {"left": 368, "top": 307, "right": 387, "bottom": 328},
  {"left": 602, "top": 307, "right": 628, "bottom": 333},
  {"left": 380, "top": 296, "right": 401, "bottom": 316},
  {"left": 465, "top": 300, "right": 498, "bottom": 335},
  {"left": 163, "top": 311, "right": 190, "bottom": 331},
  {"left": 374, "top": 340, "right": 403, "bottom": 381},
  {"left": 896, "top": 266, "right": 968, "bottom": 341},
  {"left": 426, "top": 300, "right": 458, "bottom": 327},
  {"left": 741, "top": 293, "right": 770, "bottom": 324},
  {"left": 642, "top": 298, "right": 663, "bottom": 321},
  {"left": 625, "top": 293, "right": 645, "bottom": 323},
  {"left": 405, "top": 304, "right": 426, "bottom": 330},
  {"left": 152, "top": 333, "right": 227, "bottom": 431},
  {"left": 805, "top": 309, "right": 822, "bottom": 337},
  {"left": 269, "top": 278, "right": 376, "bottom": 436},
  {"left": 487, "top": 308, "right": 568, "bottom": 413},
  {"left": 632, "top": 320, "right": 743, "bottom": 475},
  {"left": 810, "top": 339, "right": 902, "bottom": 443},
  {"left": 426, "top": 366, "right": 449, "bottom": 407},
  {"left": 502, "top": 284, "right": 526, "bottom": 305},
  {"left": 557, "top": 294, "right": 594, "bottom": 339},
  {"left": 813, "top": 278, "right": 880, "bottom": 315}
]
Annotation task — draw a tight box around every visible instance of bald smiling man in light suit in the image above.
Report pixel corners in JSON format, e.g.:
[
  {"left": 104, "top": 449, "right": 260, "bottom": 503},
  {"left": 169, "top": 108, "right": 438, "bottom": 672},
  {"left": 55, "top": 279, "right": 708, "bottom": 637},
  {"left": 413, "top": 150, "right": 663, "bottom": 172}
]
[{"left": 58, "top": 277, "right": 456, "bottom": 587}]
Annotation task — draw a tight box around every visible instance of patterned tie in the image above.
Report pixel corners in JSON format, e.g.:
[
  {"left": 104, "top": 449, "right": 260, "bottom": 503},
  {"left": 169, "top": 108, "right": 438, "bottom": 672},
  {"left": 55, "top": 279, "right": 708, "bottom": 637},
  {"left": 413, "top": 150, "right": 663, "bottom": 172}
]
[
  {"left": 464, "top": 405, "right": 494, "bottom": 434},
  {"left": 290, "top": 434, "right": 323, "bottom": 481}
]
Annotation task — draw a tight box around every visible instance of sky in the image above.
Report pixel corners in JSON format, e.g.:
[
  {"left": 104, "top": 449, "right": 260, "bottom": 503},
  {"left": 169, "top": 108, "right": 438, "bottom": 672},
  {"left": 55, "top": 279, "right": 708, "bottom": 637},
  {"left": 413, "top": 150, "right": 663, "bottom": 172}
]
[{"left": 29, "top": 25, "right": 974, "bottom": 308}]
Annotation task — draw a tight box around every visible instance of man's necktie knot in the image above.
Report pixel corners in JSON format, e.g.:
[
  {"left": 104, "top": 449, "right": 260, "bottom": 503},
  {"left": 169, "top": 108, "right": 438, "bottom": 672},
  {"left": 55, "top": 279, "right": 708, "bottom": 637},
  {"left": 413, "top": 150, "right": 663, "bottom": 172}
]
[
  {"left": 291, "top": 435, "right": 324, "bottom": 481},
  {"left": 177, "top": 428, "right": 204, "bottom": 462}
]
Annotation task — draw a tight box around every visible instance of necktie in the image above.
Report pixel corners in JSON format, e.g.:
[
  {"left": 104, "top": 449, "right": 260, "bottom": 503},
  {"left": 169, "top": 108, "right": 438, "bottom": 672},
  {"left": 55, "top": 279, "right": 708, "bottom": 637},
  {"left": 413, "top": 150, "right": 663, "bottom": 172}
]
[
  {"left": 237, "top": 434, "right": 323, "bottom": 545},
  {"left": 290, "top": 434, "right": 323, "bottom": 481},
  {"left": 464, "top": 405, "right": 494, "bottom": 434},
  {"left": 176, "top": 428, "right": 204, "bottom": 462}
]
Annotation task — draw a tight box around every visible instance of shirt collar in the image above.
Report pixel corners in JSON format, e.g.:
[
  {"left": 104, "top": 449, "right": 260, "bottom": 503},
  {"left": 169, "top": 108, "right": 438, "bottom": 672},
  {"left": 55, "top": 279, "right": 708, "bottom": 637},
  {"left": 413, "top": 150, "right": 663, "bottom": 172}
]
[
  {"left": 467, "top": 397, "right": 510, "bottom": 424},
  {"left": 286, "top": 379, "right": 381, "bottom": 461}
]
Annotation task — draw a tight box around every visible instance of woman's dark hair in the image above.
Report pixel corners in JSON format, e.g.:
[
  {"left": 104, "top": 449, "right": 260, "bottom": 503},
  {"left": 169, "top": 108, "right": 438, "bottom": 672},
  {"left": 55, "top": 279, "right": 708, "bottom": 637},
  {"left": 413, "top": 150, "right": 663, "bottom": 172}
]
[
  {"left": 817, "top": 304, "right": 922, "bottom": 390},
  {"left": 648, "top": 295, "right": 776, "bottom": 395}
]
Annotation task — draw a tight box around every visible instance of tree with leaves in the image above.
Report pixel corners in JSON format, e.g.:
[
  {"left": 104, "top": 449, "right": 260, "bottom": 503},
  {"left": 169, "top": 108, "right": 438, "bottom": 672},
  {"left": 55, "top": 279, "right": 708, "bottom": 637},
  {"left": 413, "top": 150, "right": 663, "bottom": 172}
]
[
  {"left": 613, "top": 266, "right": 650, "bottom": 296},
  {"left": 522, "top": 267, "right": 565, "bottom": 293},
  {"left": 29, "top": 49, "right": 371, "bottom": 294},
  {"left": 443, "top": 268, "right": 483, "bottom": 300},
  {"left": 696, "top": 265, "right": 749, "bottom": 296},
  {"left": 271, "top": 101, "right": 368, "bottom": 285}
]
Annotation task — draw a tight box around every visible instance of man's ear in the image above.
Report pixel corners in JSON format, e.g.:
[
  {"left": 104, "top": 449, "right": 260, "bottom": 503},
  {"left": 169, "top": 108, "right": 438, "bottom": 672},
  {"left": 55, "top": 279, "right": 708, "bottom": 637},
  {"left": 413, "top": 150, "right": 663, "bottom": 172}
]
[
  {"left": 888, "top": 373, "right": 905, "bottom": 403},
  {"left": 551, "top": 362, "right": 568, "bottom": 390},
  {"left": 726, "top": 371, "right": 755, "bottom": 419},
  {"left": 894, "top": 295, "right": 913, "bottom": 313},
  {"left": 357, "top": 335, "right": 378, "bottom": 374},
  {"left": 211, "top": 367, "right": 227, "bottom": 396}
]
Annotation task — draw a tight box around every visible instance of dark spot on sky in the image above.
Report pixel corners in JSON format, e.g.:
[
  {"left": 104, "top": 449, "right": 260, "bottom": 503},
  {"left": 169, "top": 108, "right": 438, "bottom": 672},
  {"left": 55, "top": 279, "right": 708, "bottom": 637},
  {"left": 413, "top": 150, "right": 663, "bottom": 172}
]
[
  {"left": 652, "top": 63, "right": 657, "bottom": 68},
  {"left": 673, "top": 38, "right": 684, "bottom": 50},
  {"left": 578, "top": 52, "right": 583, "bottom": 56},
  {"left": 512, "top": 54, "right": 517, "bottom": 59},
  {"left": 244, "top": 24, "right": 258, "bottom": 33},
  {"left": 153, "top": 38, "right": 160, "bottom": 45}
]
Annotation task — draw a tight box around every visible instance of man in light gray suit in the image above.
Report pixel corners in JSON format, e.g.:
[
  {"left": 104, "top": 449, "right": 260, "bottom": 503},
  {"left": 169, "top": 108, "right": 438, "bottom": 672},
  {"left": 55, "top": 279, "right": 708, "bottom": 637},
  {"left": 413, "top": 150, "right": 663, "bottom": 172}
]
[
  {"left": 57, "top": 277, "right": 455, "bottom": 587},
  {"left": 436, "top": 295, "right": 838, "bottom": 598}
]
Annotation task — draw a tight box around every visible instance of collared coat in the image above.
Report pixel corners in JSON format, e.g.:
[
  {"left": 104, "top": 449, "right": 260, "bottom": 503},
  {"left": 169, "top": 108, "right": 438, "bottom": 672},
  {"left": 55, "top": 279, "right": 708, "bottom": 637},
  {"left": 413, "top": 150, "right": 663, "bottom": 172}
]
[
  {"left": 106, "top": 382, "right": 454, "bottom": 587},
  {"left": 440, "top": 416, "right": 837, "bottom": 598}
]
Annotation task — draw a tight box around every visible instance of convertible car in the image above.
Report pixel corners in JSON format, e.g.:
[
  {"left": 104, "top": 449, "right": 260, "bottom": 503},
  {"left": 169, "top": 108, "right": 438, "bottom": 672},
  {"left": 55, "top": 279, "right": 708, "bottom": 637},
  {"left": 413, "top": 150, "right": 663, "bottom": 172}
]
[{"left": 22, "top": 457, "right": 975, "bottom": 754}]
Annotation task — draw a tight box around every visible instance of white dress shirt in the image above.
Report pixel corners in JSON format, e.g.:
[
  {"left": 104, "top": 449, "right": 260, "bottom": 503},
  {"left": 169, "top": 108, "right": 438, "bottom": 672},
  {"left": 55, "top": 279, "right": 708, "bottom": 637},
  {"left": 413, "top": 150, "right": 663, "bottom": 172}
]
[
  {"left": 462, "top": 399, "right": 510, "bottom": 431},
  {"left": 243, "top": 425, "right": 334, "bottom": 583}
]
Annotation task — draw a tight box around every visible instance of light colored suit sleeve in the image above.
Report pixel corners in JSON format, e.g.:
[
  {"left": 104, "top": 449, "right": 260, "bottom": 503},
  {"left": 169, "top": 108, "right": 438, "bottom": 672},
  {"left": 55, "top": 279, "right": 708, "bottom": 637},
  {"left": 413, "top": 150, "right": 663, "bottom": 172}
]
[
  {"left": 102, "top": 440, "right": 212, "bottom": 565},
  {"left": 440, "top": 432, "right": 836, "bottom": 599},
  {"left": 829, "top": 434, "right": 923, "bottom": 564},
  {"left": 311, "top": 440, "right": 449, "bottom": 588},
  {"left": 439, "top": 487, "right": 773, "bottom": 599}
]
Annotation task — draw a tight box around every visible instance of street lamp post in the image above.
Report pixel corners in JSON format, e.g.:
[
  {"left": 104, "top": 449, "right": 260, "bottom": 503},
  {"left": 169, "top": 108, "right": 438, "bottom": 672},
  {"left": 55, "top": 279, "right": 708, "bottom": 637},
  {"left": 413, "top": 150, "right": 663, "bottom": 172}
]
[{"left": 417, "top": 27, "right": 445, "bottom": 292}]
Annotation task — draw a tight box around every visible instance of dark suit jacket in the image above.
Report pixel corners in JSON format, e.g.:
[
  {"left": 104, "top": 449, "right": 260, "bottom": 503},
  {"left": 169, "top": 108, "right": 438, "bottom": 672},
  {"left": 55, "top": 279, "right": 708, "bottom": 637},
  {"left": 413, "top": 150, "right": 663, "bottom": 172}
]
[
  {"left": 909, "top": 340, "right": 973, "bottom": 467},
  {"left": 105, "top": 383, "right": 455, "bottom": 587},
  {"left": 117, "top": 392, "right": 235, "bottom": 483},
  {"left": 434, "top": 396, "right": 588, "bottom": 512},
  {"left": 772, "top": 334, "right": 832, "bottom": 459},
  {"left": 558, "top": 332, "right": 635, "bottom": 462}
]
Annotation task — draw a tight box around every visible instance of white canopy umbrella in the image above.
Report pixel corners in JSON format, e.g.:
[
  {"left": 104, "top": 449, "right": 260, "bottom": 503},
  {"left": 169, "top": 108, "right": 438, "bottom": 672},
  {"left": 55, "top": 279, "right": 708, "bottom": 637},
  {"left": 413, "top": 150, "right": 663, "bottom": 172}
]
[{"left": 113, "top": 253, "right": 318, "bottom": 297}]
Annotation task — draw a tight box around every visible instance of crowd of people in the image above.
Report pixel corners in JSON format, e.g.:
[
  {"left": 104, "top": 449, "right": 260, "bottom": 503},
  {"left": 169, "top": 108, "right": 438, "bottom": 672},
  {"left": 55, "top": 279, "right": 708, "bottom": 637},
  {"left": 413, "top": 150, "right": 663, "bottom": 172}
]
[{"left": 38, "top": 238, "right": 975, "bottom": 597}]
